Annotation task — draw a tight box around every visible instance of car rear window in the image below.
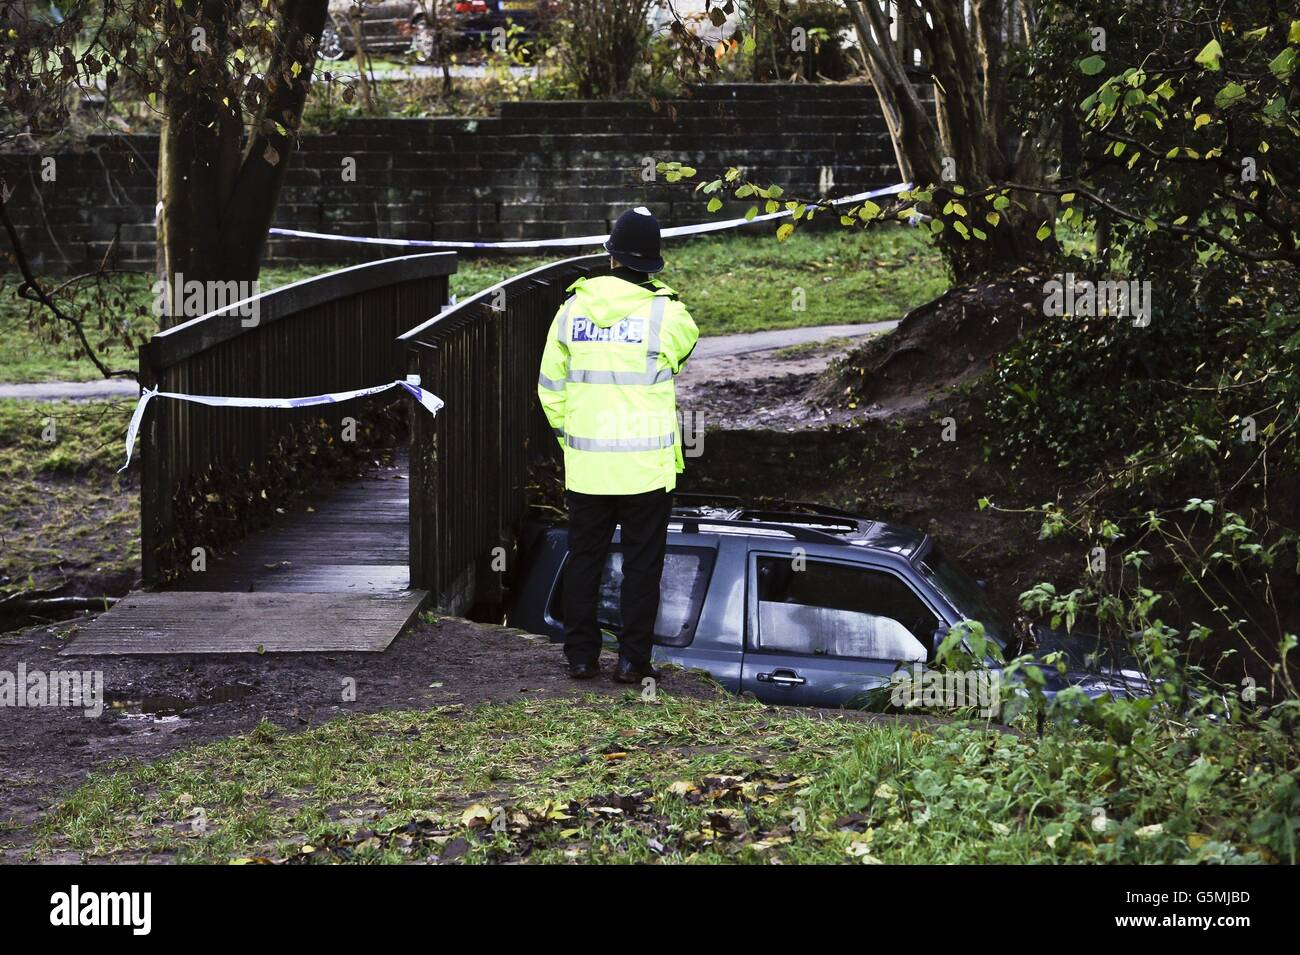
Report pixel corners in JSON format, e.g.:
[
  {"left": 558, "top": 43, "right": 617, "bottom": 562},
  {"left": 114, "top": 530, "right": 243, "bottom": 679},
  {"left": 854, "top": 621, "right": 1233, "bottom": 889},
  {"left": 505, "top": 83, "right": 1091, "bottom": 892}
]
[{"left": 550, "top": 546, "right": 716, "bottom": 648}]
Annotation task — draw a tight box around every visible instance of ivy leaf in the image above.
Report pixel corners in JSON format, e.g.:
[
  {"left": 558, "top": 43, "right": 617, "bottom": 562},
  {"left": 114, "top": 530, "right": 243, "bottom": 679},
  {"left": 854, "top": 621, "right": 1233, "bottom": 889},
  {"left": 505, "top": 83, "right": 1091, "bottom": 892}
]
[
  {"left": 1268, "top": 48, "right": 1296, "bottom": 80},
  {"left": 1194, "top": 38, "right": 1223, "bottom": 71},
  {"left": 1214, "top": 82, "right": 1247, "bottom": 108},
  {"left": 1079, "top": 54, "right": 1106, "bottom": 75}
]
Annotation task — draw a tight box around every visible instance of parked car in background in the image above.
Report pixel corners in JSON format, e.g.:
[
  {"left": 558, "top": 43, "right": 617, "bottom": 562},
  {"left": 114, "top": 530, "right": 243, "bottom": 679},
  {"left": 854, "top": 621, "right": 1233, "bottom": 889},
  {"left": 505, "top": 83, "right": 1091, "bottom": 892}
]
[
  {"left": 452, "top": 0, "right": 551, "bottom": 47},
  {"left": 317, "top": 0, "right": 550, "bottom": 63},
  {"left": 508, "top": 495, "right": 1150, "bottom": 711},
  {"left": 319, "top": 1, "right": 432, "bottom": 62}
]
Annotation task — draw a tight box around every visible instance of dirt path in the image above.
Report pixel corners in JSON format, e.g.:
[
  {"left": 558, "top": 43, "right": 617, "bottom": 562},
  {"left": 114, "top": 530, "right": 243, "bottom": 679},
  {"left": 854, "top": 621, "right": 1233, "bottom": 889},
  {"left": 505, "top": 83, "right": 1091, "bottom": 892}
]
[
  {"left": 0, "top": 615, "right": 721, "bottom": 862},
  {"left": 676, "top": 321, "right": 895, "bottom": 412}
]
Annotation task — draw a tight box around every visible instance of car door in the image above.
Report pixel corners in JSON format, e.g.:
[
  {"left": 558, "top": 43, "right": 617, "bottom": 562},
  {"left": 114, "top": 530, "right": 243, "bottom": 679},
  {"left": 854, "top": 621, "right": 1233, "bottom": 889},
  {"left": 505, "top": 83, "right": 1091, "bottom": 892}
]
[{"left": 740, "top": 551, "right": 942, "bottom": 708}]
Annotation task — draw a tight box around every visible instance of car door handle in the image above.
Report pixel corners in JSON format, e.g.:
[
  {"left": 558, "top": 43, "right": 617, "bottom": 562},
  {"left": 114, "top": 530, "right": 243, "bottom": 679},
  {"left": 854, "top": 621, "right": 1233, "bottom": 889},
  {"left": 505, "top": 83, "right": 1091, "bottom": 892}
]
[{"left": 757, "top": 668, "right": 806, "bottom": 687}]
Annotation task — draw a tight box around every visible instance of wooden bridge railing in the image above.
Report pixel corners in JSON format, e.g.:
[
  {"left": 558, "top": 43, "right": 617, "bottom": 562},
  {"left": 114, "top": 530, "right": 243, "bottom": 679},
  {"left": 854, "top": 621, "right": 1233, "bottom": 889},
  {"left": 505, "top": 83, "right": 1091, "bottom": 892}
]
[
  {"left": 139, "top": 252, "right": 457, "bottom": 583},
  {"left": 400, "top": 253, "right": 610, "bottom": 612}
]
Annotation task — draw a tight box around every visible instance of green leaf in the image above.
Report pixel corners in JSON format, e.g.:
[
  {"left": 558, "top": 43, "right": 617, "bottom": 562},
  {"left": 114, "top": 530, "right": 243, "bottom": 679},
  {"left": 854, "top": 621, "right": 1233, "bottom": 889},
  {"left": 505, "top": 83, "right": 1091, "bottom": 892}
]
[
  {"left": 1035, "top": 223, "right": 1052, "bottom": 241},
  {"left": 706, "top": 197, "right": 722, "bottom": 213},
  {"left": 1193, "top": 113, "right": 1212, "bottom": 129},
  {"left": 1194, "top": 38, "right": 1222, "bottom": 71},
  {"left": 775, "top": 223, "right": 795, "bottom": 242},
  {"left": 1214, "top": 82, "right": 1247, "bottom": 109},
  {"left": 1268, "top": 48, "right": 1296, "bottom": 81},
  {"left": 1079, "top": 55, "right": 1106, "bottom": 76}
]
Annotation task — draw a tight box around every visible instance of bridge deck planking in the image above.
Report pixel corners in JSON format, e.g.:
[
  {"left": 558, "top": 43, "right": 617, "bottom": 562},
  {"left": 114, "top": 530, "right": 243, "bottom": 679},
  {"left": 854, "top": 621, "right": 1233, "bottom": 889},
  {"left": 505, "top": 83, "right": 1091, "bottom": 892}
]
[
  {"left": 60, "top": 591, "right": 426, "bottom": 655},
  {"left": 62, "top": 452, "right": 426, "bottom": 655}
]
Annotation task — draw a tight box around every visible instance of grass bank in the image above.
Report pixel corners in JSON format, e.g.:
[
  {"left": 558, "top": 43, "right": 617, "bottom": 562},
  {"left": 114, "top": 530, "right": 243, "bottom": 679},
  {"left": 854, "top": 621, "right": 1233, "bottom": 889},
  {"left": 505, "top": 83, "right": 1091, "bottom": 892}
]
[
  {"left": 40, "top": 690, "right": 1286, "bottom": 864},
  {"left": 0, "top": 399, "right": 138, "bottom": 597}
]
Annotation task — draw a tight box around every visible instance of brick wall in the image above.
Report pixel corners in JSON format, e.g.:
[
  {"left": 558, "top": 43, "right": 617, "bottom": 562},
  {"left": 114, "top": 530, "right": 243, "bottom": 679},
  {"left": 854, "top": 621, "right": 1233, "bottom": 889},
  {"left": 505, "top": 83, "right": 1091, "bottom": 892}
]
[{"left": 0, "top": 83, "right": 902, "bottom": 275}]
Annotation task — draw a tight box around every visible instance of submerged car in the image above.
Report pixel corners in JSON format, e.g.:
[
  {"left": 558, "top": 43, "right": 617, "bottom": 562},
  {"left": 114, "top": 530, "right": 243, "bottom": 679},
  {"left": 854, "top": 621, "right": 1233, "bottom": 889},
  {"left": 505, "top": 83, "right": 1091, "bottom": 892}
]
[{"left": 508, "top": 495, "right": 1150, "bottom": 710}]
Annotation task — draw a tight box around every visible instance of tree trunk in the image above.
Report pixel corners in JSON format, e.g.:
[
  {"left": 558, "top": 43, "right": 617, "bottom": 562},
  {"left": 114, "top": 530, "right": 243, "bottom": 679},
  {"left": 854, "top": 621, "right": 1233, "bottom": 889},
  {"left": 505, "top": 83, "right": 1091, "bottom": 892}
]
[
  {"left": 156, "top": 0, "right": 328, "bottom": 322},
  {"left": 845, "top": 0, "right": 1051, "bottom": 282}
]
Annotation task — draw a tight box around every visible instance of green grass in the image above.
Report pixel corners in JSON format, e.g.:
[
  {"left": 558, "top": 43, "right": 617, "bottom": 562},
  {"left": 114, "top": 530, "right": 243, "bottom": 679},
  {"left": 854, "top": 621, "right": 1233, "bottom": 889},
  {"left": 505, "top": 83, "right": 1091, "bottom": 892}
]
[
  {"left": 662, "top": 224, "right": 946, "bottom": 336},
  {"left": 1, "top": 226, "right": 945, "bottom": 383},
  {"left": 38, "top": 687, "right": 1282, "bottom": 864},
  {"left": 0, "top": 399, "right": 139, "bottom": 595}
]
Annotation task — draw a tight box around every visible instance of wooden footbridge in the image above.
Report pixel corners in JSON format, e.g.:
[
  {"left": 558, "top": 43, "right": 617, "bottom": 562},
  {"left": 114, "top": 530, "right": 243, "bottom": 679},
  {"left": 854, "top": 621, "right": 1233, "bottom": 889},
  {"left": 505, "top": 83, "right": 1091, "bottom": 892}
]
[{"left": 64, "top": 252, "right": 611, "bottom": 655}]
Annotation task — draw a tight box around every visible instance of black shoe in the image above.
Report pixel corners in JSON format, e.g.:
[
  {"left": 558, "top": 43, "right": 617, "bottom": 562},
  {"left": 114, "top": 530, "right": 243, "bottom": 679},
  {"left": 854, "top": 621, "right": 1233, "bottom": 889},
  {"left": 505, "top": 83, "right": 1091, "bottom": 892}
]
[
  {"left": 612, "top": 658, "right": 659, "bottom": 684},
  {"left": 567, "top": 661, "right": 600, "bottom": 680}
]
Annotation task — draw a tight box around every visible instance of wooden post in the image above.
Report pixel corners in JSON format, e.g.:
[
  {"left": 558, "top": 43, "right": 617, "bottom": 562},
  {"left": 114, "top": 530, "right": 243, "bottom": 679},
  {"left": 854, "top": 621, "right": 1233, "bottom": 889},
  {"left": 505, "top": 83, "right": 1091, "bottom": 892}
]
[{"left": 137, "top": 348, "right": 171, "bottom": 586}]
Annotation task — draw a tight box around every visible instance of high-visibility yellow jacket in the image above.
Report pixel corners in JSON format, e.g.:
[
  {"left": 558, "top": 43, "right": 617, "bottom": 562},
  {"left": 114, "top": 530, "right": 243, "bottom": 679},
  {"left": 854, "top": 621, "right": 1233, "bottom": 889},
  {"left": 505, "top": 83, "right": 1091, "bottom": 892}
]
[{"left": 538, "top": 274, "right": 699, "bottom": 494}]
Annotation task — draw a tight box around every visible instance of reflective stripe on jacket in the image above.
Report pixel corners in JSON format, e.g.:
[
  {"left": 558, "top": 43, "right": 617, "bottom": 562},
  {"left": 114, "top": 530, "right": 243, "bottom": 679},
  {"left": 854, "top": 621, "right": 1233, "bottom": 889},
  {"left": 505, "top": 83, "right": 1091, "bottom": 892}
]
[{"left": 537, "top": 274, "right": 699, "bottom": 494}]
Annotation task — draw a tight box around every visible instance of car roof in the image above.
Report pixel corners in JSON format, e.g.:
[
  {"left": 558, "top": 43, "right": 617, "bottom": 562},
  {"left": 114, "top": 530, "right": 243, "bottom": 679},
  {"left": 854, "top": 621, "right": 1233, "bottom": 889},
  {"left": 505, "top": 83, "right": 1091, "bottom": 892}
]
[{"left": 667, "top": 494, "right": 928, "bottom": 559}]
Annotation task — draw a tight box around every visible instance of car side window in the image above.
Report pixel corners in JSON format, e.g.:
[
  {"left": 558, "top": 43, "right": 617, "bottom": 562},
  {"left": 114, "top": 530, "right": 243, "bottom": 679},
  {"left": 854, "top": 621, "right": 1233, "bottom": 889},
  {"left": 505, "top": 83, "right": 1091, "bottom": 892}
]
[
  {"left": 754, "top": 556, "right": 933, "bottom": 662},
  {"left": 551, "top": 546, "right": 715, "bottom": 648}
]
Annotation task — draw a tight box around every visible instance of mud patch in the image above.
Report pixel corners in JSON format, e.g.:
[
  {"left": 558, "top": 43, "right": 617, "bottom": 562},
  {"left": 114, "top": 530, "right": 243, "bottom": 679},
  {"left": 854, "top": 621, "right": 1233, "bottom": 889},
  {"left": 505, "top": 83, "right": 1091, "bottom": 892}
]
[
  {"left": 0, "top": 615, "right": 721, "bottom": 862},
  {"left": 807, "top": 270, "right": 1049, "bottom": 409}
]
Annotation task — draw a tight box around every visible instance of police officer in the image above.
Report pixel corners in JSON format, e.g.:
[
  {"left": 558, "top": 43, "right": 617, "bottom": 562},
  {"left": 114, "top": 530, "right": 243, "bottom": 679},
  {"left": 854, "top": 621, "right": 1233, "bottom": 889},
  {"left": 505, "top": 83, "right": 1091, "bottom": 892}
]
[{"left": 537, "top": 207, "right": 700, "bottom": 682}]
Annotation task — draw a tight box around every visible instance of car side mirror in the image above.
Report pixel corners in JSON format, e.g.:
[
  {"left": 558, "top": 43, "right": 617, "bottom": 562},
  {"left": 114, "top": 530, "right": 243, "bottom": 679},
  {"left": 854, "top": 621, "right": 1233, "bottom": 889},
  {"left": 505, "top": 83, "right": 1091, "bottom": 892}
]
[{"left": 930, "top": 624, "right": 950, "bottom": 658}]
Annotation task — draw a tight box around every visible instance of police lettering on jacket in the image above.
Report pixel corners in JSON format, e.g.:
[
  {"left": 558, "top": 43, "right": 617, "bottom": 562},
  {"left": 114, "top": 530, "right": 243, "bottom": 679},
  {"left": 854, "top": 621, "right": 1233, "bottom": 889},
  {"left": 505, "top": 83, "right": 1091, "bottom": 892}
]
[{"left": 570, "top": 316, "right": 646, "bottom": 344}]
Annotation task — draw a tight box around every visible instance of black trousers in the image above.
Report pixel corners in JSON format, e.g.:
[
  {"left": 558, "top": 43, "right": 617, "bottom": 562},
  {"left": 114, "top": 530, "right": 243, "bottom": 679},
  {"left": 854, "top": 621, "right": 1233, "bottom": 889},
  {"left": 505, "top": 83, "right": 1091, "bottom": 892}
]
[{"left": 563, "top": 488, "right": 674, "bottom": 668}]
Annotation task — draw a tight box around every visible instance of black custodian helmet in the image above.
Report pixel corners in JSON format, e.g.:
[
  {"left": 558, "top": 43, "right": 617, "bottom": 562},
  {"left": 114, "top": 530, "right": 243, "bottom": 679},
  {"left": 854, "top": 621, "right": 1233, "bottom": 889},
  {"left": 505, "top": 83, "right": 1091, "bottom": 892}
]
[{"left": 604, "top": 206, "right": 664, "bottom": 273}]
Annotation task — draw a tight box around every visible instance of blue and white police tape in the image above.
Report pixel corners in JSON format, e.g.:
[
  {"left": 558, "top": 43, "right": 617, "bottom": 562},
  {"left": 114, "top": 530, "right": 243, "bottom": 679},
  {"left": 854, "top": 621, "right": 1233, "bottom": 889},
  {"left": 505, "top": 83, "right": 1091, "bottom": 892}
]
[
  {"left": 268, "top": 182, "right": 915, "bottom": 250},
  {"left": 119, "top": 377, "right": 444, "bottom": 472}
]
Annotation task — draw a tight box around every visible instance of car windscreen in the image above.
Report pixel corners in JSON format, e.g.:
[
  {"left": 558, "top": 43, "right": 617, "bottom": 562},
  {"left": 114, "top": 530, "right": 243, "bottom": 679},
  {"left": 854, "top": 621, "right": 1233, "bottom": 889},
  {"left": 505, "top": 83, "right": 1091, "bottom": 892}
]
[{"left": 916, "top": 546, "right": 1009, "bottom": 648}]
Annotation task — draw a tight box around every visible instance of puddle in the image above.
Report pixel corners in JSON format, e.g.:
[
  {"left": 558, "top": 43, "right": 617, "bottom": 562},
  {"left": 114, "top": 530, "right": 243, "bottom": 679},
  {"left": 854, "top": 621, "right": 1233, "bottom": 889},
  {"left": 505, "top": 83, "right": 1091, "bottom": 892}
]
[{"left": 109, "top": 682, "right": 256, "bottom": 718}]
